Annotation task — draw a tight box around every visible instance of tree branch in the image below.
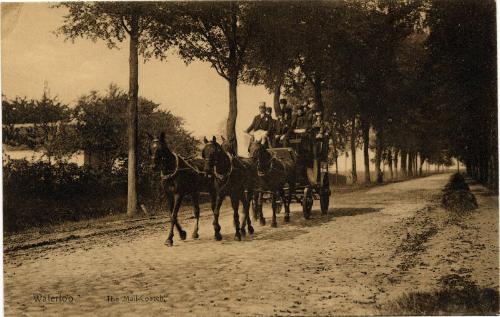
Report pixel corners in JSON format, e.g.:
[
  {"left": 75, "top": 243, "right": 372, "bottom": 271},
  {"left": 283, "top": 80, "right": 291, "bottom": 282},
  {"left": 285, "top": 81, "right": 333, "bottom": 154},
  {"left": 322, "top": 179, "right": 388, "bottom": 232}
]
[{"left": 121, "top": 16, "right": 132, "bottom": 34}]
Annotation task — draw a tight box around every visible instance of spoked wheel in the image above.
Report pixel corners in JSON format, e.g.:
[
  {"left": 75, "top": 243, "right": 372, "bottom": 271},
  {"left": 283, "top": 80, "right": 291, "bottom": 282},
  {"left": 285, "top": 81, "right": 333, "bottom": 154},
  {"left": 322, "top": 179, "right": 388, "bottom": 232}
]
[{"left": 302, "top": 187, "right": 313, "bottom": 219}]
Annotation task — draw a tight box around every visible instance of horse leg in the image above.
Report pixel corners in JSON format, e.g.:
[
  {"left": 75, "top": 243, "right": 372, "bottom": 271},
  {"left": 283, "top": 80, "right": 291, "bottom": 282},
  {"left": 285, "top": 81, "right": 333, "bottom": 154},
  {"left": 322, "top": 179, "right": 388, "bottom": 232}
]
[
  {"left": 173, "top": 194, "right": 187, "bottom": 241},
  {"left": 230, "top": 193, "right": 241, "bottom": 241},
  {"left": 271, "top": 193, "right": 278, "bottom": 228},
  {"left": 191, "top": 192, "right": 200, "bottom": 239},
  {"left": 284, "top": 186, "right": 292, "bottom": 223},
  {"left": 212, "top": 195, "right": 224, "bottom": 241},
  {"left": 165, "top": 192, "right": 175, "bottom": 246},
  {"left": 252, "top": 191, "right": 259, "bottom": 221},
  {"left": 241, "top": 190, "right": 254, "bottom": 236},
  {"left": 258, "top": 192, "right": 266, "bottom": 226}
]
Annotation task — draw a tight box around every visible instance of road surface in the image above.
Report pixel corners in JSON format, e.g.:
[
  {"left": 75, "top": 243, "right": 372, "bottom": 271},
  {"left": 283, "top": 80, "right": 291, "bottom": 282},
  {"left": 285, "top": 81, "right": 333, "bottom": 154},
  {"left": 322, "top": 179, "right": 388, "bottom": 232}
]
[{"left": 4, "top": 173, "right": 498, "bottom": 316}]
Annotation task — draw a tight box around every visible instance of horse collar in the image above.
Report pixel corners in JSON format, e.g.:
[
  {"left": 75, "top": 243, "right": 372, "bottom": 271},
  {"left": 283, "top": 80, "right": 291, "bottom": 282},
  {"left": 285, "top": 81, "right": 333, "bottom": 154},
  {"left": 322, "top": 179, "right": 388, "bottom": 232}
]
[{"left": 161, "top": 153, "right": 179, "bottom": 180}]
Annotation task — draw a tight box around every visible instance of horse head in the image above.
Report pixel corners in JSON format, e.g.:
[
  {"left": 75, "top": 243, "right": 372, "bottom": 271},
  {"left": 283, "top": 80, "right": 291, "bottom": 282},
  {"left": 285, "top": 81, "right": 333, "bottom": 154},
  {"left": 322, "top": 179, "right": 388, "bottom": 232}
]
[
  {"left": 219, "top": 135, "right": 236, "bottom": 156},
  {"left": 147, "top": 132, "right": 174, "bottom": 171},
  {"left": 249, "top": 142, "right": 272, "bottom": 176},
  {"left": 201, "top": 136, "right": 223, "bottom": 176}
]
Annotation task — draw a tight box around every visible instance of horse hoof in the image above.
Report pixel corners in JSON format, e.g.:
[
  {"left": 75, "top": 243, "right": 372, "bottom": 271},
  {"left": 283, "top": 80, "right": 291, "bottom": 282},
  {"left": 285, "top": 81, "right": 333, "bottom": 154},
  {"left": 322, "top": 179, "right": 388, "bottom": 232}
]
[
  {"left": 248, "top": 226, "right": 255, "bottom": 235},
  {"left": 165, "top": 239, "right": 173, "bottom": 247},
  {"left": 271, "top": 222, "right": 277, "bottom": 228},
  {"left": 215, "top": 232, "right": 222, "bottom": 241},
  {"left": 234, "top": 233, "right": 241, "bottom": 241},
  {"left": 260, "top": 218, "right": 266, "bottom": 226},
  {"left": 284, "top": 215, "right": 290, "bottom": 223},
  {"left": 180, "top": 230, "right": 187, "bottom": 240},
  {"left": 192, "top": 232, "right": 199, "bottom": 239},
  {"left": 240, "top": 228, "right": 246, "bottom": 237}
]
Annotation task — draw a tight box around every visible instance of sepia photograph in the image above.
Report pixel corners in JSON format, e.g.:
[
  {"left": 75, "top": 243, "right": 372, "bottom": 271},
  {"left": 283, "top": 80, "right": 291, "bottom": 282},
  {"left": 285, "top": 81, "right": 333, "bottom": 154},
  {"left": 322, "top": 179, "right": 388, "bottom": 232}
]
[{"left": 1, "top": 1, "right": 499, "bottom": 316}]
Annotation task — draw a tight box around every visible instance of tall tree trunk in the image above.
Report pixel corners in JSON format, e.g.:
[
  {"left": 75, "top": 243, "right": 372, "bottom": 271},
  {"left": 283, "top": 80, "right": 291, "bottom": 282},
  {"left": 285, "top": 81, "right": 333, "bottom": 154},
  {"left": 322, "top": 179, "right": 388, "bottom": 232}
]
[
  {"left": 388, "top": 148, "right": 393, "bottom": 180},
  {"left": 313, "top": 76, "right": 324, "bottom": 113},
  {"left": 127, "top": 14, "right": 139, "bottom": 217},
  {"left": 225, "top": 10, "right": 239, "bottom": 154},
  {"left": 394, "top": 148, "right": 399, "bottom": 179},
  {"left": 375, "top": 129, "right": 383, "bottom": 183},
  {"left": 334, "top": 151, "right": 339, "bottom": 185},
  {"left": 361, "top": 119, "right": 370, "bottom": 183},
  {"left": 350, "top": 114, "right": 357, "bottom": 184},
  {"left": 419, "top": 156, "right": 424, "bottom": 176},
  {"left": 273, "top": 80, "right": 282, "bottom": 117},
  {"left": 227, "top": 75, "right": 238, "bottom": 154},
  {"left": 401, "top": 149, "right": 407, "bottom": 177},
  {"left": 408, "top": 151, "right": 413, "bottom": 177}
]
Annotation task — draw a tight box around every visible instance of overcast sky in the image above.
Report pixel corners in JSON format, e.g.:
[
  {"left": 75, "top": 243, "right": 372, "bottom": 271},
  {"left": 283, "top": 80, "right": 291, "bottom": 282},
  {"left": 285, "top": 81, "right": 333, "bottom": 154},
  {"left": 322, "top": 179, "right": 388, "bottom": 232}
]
[{"left": 1, "top": 3, "right": 273, "bottom": 155}]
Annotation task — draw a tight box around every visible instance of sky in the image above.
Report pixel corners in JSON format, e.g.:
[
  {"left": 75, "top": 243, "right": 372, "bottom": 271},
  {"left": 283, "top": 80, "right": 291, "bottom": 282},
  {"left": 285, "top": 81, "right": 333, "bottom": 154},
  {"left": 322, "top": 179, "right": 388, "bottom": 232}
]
[{"left": 1, "top": 3, "right": 273, "bottom": 155}]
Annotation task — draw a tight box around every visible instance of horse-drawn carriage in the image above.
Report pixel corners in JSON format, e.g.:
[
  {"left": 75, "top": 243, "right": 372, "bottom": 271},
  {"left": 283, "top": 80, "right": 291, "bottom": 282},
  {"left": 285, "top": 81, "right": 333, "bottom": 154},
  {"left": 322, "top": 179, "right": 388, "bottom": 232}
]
[
  {"left": 148, "top": 125, "right": 332, "bottom": 245},
  {"left": 251, "top": 128, "right": 331, "bottom": 223}
]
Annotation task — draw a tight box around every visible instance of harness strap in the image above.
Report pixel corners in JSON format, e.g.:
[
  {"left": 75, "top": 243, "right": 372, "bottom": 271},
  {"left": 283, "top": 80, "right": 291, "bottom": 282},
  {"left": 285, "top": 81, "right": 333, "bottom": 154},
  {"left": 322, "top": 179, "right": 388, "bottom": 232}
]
[{"left": 161, "top": 153, "right": 205, "bottom": 180}]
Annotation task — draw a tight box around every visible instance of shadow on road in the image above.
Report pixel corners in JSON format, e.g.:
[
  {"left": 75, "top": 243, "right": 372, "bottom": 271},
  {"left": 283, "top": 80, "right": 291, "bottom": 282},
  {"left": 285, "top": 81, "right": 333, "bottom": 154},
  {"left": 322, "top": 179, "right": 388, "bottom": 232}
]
[{"left": 285, "top": 207, "right": 382, "bottom": 229}]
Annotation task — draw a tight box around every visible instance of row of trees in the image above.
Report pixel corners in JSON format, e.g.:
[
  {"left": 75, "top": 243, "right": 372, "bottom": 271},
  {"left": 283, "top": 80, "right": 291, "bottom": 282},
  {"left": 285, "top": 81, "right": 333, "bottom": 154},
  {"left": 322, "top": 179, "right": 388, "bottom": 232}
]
[{"left": 55, "top": 0, "right": 497, "bottom": 215}]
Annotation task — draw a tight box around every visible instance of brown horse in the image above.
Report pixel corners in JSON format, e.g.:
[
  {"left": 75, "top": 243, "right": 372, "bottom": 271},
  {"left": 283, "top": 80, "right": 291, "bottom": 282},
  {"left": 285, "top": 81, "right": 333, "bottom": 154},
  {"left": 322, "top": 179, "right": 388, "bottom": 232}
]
[
  {"left": 201, "top": 136, "right": 255, "bottom": 240},
  {"left": 249, "top": 142, "right": 296, "bottom": 227},
  {"left": 148, "top": 132, "right": 215, "bottom": 246}
]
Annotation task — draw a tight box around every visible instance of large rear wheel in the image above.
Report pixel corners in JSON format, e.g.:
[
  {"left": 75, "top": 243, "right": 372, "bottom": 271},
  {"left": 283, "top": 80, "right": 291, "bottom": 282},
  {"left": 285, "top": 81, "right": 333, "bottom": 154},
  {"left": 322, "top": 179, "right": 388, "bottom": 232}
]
[{"left": 302, "top": 187, "right": 313, "bottom": 219}]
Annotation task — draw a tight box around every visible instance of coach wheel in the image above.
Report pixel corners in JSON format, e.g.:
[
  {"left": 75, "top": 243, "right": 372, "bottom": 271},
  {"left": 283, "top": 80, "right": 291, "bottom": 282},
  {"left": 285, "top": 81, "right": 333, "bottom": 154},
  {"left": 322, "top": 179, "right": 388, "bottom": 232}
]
[{"left": 302, "top": 187, "right": 313, "bottom": 219}]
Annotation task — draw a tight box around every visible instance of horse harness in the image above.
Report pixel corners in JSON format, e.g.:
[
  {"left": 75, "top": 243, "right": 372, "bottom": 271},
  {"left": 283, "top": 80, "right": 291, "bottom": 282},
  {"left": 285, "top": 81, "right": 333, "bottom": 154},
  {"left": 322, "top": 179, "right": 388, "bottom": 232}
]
[{"left": 160, "top": 153, "right": 205, "bottom": 181}]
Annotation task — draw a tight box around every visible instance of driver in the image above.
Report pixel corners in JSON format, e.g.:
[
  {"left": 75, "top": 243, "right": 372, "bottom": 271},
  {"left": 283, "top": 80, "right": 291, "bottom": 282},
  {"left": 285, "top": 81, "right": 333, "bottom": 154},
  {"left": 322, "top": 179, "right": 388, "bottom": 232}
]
[{"left": 245, "top": 102, "right": 272, "bottom": 148}]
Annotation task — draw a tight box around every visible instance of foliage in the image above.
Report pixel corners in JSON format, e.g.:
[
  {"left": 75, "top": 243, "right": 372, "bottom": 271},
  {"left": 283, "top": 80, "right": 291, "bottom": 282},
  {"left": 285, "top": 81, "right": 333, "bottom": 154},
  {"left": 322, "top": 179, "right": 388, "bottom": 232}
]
[
  {"left": 3, "top": 158, "right": 167, "bottom": 233},
  {"left": 73, "top": 84, "right": 199, "bottom": 170}
]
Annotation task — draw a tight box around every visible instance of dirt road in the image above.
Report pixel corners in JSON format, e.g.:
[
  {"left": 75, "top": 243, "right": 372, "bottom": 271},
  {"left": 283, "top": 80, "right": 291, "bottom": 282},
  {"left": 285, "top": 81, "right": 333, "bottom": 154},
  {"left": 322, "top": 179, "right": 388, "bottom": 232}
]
[{"left": 4, "top": 173, "right": 498, "bottom": 316}]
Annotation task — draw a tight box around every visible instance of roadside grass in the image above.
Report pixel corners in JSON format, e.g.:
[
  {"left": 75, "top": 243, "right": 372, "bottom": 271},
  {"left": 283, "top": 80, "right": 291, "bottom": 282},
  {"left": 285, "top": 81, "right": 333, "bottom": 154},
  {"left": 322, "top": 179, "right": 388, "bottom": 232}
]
[{"left": 383, "top": 274, "right": 499, "bottom": 315}]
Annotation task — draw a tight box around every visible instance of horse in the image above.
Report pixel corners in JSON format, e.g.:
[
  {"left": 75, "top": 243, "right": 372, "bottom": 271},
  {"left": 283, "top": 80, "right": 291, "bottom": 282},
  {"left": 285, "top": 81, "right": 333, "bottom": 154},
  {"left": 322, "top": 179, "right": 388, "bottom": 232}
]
[
  {"left": 201, "top": 136, "right": 255, "bottom": 241},
  {"left": 148, "top": 132, "right": 215, "bottom": 246},
  {"left": 249, "top": 141, "right": 296, "bottom": 227}
]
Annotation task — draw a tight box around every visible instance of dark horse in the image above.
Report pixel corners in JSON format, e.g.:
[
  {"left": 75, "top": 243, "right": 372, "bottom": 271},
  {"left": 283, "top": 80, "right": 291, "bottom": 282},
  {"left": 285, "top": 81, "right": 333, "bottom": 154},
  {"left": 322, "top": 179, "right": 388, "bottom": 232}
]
[
  {"left": 201, "top": 136, "right": 255, "bottom": 240},
  {"left": 249, "top": 142, "right": 296, "bottom": 227},
  {"left": 148, "top": 132, "right": 215, "bottom": 246}
]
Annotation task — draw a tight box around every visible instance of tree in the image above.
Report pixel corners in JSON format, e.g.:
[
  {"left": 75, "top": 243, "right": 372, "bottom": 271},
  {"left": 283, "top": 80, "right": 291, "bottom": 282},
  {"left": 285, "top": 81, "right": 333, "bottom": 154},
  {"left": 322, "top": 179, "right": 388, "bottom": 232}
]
[
  {"left": 425, "top": 0, "right": 497, "bottom": 189},
  {"left": 73, "top": 84, "right": 199, "bottom": 171},
  {"left": 242, "top": 2, "right": 301, "bottom": 116},
  {"left": 161, "top": 2, "right": 258, "bottom": 153},
  {"left": 56, "top": 2, "right": 166, "bottom": 216}
]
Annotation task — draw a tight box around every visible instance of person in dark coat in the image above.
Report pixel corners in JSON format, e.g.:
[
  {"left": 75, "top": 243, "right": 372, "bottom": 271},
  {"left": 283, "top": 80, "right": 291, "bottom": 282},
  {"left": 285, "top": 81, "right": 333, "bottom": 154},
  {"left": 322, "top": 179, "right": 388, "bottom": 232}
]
[
  {"left": 274, "top": 108, "right": 292, "bottom": 147},
  {"left": 292, "top": 107, "right": 310, "bottom": 130},
  {"left": 245, "top": 102, "right": 272, "bottom": 133},
  {"left": 278, "top": 98, "right": 290, "bottom": 116}
]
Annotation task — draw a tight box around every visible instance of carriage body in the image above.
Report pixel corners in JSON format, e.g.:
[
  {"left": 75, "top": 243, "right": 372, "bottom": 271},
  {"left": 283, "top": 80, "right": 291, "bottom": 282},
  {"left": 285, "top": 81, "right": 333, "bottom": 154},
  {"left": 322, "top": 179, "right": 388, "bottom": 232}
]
[{"left": 256, "top": 130, "right": 331, "bottom": 219}]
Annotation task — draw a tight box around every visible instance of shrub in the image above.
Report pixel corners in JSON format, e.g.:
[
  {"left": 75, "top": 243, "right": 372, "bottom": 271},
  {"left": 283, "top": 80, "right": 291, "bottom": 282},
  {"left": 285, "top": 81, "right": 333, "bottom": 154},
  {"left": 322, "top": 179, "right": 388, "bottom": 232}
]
[
  {"left": 3, "top": 159, "right": 162, "bottom": 233},
  {"left": 441, "top": 173, "right": 478, "bottom": 213}
]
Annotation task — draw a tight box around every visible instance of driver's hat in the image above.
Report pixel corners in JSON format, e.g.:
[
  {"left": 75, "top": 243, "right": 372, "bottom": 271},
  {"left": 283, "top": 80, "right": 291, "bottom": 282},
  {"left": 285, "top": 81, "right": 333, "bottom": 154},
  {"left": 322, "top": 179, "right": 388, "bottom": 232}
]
[{"left": 258, "top": 101, "right": 266, "bottom": 109}]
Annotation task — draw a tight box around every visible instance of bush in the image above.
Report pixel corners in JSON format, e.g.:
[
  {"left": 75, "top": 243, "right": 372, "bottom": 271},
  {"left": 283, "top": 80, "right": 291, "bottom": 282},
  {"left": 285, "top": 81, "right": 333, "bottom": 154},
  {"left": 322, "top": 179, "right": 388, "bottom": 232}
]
[
  {"left": 443, "top": 173, "right": 470, "bottom": 193},
  {"left": 3, "top": 159, "right": 162, "bottom": 233},
  {"left": 441, "top": 173, "right": 478, "bottom": 213}
]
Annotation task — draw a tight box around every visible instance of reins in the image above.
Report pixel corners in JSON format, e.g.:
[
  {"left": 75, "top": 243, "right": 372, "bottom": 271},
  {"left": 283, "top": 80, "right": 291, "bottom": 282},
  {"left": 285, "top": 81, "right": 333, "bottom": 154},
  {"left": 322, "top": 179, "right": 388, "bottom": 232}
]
[{"left": 160, "top": 153, "right": 206, "bottom": 180}]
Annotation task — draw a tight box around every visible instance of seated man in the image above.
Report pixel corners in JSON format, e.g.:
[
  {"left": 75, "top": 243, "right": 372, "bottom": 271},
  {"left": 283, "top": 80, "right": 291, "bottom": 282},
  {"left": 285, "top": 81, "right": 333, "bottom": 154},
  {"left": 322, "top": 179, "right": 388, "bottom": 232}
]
[
  {"left": 245, "top": 102, "right": 272, "bottom": 150},
  {"left": 266, "top": 106, "right": 276, "bottom": 146},
  {"left": 292, "top": 106, "right": 310, "bottom": 132},
  {"left": 273, "top": 108, "right": 292, "bottom": 147}
]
